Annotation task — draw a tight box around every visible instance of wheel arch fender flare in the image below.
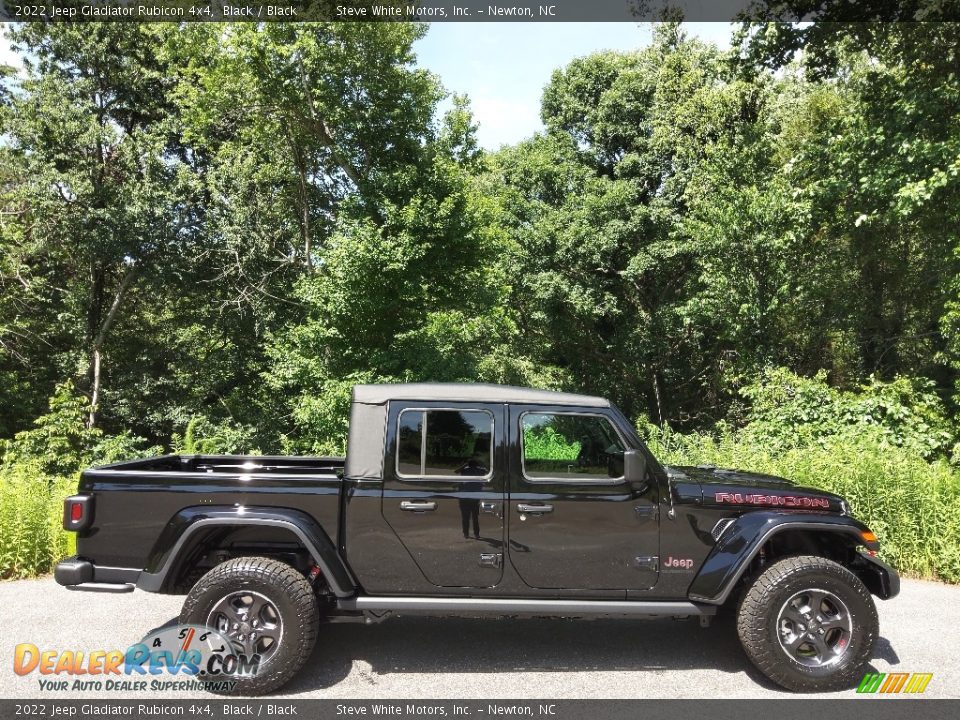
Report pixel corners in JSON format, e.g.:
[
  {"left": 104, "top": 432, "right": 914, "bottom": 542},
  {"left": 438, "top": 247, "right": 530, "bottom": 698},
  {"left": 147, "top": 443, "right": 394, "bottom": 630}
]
[
  {"left": 687, "top": 511, "right": 884, "bottom": 605},
  {"left": 136, "top": 505, "right": 356, "bottom": 597}
]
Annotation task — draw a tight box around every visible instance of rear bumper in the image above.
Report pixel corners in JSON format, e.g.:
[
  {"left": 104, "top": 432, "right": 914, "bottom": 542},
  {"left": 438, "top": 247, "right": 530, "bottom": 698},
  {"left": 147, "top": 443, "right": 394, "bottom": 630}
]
[
  {"left": 55, "top": 556, "right": 140, "bottom": 592},
  {"left": 852, "top": 552, "right": 900, "bottom": 600}
]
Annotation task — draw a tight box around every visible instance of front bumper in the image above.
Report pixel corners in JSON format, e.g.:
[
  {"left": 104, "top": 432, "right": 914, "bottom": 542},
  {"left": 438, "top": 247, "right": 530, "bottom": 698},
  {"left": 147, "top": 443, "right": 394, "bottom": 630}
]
[
  {"left": 852, "top": 552, "right": 900, "bottom": 600},
  {"left": 55, "top": 556, "right": 140, "bottom": 593}
]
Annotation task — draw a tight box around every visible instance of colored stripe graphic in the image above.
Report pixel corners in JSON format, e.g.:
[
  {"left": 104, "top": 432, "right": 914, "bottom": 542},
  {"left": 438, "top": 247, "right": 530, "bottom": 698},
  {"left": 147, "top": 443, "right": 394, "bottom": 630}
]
[
  {"left": 880, "top": 673, "right": 909, "bottom": 693},
  {"left": 857, "top": 673, "right": 885, "bottom": 693},
  {"left": 903, "top": 674, "right": 933, "bottom": 694},
  {"left": 857, "top": 672, "right": 932, "bottom": 694}
]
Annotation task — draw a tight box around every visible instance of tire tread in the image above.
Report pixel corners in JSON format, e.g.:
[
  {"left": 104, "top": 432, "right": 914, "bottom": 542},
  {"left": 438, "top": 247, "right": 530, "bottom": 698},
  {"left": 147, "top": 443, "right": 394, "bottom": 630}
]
[
  {"left": 179, "top": 556, "right": 319, "bottom": 696},
  {"left": 736, "top": 554, "right": 878, "bottom": 692}
]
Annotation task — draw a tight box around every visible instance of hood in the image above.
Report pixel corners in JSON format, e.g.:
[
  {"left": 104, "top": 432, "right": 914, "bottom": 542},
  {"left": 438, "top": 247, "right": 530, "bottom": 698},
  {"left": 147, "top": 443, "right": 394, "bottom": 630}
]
[{"left": 665, "top": 464, "right": 845, "bottom": 513}]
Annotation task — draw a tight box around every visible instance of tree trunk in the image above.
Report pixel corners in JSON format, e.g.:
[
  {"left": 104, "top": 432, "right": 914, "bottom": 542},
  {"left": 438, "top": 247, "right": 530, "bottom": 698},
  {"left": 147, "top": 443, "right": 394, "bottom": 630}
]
[
  {"left": 651, "top": 370, "right": 665, "bottom": 427},
  {"left": 87, "top": 265, "right": 138, "bottom": 428},
  {"left": 89, "top": 348, "right": 101, "bottom": 428},
  {"left": 291, "top": 139, "right": 313, "bottom": 271},
  {"left": 293, "top": 53, "right": 363, "bottom": 188}
]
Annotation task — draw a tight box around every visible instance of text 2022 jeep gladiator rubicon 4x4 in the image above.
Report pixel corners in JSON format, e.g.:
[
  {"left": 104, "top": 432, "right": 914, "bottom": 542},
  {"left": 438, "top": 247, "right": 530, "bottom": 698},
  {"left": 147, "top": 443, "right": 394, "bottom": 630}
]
[{"left": 56, "top": 383, "right": 899, "bottom": 695}]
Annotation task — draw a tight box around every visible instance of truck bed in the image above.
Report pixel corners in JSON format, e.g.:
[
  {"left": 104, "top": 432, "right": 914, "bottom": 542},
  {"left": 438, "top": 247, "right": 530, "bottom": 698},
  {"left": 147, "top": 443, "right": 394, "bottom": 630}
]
[{"left": 75, "top": 454, "right": 345, "bottom": 581}]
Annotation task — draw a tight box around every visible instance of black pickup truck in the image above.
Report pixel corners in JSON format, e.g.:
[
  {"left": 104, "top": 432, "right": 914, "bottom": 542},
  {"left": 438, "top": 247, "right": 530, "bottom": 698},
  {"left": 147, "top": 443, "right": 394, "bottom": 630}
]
[{"left": 56, "top": 383, "right": 899, "bottom": 695}]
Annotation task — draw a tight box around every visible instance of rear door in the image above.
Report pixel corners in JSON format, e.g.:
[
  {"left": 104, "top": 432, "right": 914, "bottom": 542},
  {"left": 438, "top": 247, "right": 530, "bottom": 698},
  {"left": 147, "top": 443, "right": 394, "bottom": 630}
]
[
  {"left": 506, "top": 405, "right": 660, "bottom": 591},
  {"left": 381, "top": 401, "right": 506, "bottom": 588}
]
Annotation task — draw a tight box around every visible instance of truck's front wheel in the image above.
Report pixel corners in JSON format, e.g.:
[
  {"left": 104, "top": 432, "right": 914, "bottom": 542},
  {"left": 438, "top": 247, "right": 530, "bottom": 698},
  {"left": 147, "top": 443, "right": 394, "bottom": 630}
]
[
  {"left": 737, "top": 555, "right": 878, "bottom": 692},
  {"left": 180, "top": 556, "right": 319, "bottom": 696}
]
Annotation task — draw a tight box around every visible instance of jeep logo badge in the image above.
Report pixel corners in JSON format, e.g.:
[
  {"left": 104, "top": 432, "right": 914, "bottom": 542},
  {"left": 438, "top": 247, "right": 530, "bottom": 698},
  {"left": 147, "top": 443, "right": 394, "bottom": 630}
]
[{"left": 663, "top": 556, "right": 694, "bottom": 571}]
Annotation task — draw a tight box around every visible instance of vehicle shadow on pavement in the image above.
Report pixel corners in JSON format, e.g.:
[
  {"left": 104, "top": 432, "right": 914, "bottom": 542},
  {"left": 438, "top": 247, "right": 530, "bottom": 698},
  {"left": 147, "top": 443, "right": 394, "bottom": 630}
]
[
  {"left": 870, "top": 636, "right": 900, "bottom": 665},
  {"left": 149, "top": 611, "right": 899, "bottom": 696},
  {"left": 280, "top": 613, "right": 895, "bottom": 695}
]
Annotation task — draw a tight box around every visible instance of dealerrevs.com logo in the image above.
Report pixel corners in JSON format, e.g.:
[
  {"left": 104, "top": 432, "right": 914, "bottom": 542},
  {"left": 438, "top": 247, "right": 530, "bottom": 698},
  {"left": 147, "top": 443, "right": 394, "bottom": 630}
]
[
  {"left": 13, "top": 624, "right": 260, "bottom": 693},
  {"left": 857, "top": 672, "right": 933, "bottom": 695}
]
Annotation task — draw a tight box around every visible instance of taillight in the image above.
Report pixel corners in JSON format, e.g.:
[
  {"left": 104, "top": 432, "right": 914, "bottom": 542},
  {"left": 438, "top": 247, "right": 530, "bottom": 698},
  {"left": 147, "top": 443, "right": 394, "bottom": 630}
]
[{"left": 63, "top": 495, "right": 93, "bottom": 531}]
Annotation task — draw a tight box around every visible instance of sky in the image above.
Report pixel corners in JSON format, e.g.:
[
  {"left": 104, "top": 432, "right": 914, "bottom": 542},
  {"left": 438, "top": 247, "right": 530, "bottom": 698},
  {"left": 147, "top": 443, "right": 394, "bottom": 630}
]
[
  {"left": 0, "top": 22, "right": 733, "bottom": 150},
  {"left": 0, "top": 25, "right": 18, "bottom": 69},
  {"left": 414, "top": 22, "right": 733, "bottom": 149}
]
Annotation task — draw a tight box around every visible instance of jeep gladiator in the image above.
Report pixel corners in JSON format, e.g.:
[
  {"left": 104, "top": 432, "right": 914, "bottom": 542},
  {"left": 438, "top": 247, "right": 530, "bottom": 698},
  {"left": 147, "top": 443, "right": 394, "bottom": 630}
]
[{"left": 56, "top": 383, "right": 899, "bottom": 694}]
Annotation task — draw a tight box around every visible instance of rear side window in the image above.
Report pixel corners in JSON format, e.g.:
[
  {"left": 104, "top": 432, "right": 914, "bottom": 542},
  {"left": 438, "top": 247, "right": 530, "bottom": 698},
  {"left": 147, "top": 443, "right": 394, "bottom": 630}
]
[
  {"left": 396, "top": 411, "right": 424, "bottom": 476},
  {"left": 521, "top": 412, "right": 625, "bottom": 482},
  {"left": 396, "top": 409, "right": 493, "bottom": 480}
]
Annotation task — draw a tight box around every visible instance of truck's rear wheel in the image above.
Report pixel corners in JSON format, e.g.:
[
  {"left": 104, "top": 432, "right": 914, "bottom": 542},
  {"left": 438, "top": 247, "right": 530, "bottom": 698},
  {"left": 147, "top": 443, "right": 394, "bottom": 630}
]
[
  {"left": 737, "top": 555, "right": 878, "bottom": 692},
  {"left": 180, "top": 556, "right": 319, "bottom": 696}
]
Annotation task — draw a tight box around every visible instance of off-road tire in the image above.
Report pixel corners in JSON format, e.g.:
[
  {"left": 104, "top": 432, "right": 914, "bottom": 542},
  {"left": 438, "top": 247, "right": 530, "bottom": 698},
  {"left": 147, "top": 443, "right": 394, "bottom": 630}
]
[
  {"left": 737, "top": 555, "right": 878, "bottom": 692},
  {"left": 180, "top": 556, "right": 319, "bottom": 696}
]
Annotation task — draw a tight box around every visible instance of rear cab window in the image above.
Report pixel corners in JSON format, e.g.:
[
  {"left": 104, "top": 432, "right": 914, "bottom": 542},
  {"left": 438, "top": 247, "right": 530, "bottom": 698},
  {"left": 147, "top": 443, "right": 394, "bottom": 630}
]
[{"left": 396, "top": 408, "right": 494, "bottom": 480}]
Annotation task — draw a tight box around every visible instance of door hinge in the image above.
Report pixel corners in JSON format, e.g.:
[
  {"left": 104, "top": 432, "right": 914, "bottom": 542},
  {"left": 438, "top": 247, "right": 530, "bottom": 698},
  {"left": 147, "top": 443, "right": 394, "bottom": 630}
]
[
  {"left": 479, "top": 553, "right": 502, "bottom": 569},
  {"left": 633, "top": 556, "right": 659, "bottom": 572}
]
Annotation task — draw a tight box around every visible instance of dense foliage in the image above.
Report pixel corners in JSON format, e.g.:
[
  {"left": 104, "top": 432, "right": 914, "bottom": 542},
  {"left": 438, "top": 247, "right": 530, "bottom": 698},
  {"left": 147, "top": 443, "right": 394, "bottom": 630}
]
[{"left": 1, "top": 22, "right": 959, "bottom": 581}]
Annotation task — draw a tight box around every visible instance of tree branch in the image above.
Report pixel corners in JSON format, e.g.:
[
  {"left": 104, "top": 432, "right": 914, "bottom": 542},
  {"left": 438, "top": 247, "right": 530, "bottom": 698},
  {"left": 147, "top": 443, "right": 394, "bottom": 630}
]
[{"left": 92, "top": 264, "right": 138, "bottom": 352}]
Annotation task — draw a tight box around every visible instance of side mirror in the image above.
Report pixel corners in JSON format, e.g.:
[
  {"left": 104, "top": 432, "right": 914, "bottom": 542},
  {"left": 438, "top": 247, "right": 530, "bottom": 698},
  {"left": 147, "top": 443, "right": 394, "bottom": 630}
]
[{"left": 623, "top": 449, "right": 647, "bottom": 485}]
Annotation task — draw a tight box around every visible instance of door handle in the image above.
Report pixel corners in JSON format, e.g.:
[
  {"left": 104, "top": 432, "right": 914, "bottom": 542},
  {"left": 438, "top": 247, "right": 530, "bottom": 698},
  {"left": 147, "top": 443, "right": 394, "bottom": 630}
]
[
  {"left": 400, "top": 501, "right": 437, "bottom": 512},
  {"left": 517, "top": 503, "right": 553, "bottom": 514},
  {"left": 480, "top": 501, "right": 499, "bottom": 514}
]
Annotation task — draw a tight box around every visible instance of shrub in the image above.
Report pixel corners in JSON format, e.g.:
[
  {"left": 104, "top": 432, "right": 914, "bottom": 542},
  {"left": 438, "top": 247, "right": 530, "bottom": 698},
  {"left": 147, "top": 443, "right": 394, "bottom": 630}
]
[
  {"left": 277, "top": 372, "right": 398, "bottom": 456},
  {"left": 0, "top": 381, "right": 100, "bottom": 476},
  {"left": 523, "top": 426, "right": 580, "bottom": 460},
  {"left": 0, "top": 462, "right": 75, "bottom": 579},
  {"left": 172, "top": 416, "right": 260, "bottom": 456},
  {"left": 739, "top": 368, "right": 955, "bottom": 460},
  {"left": 89, "top": 431, "right": 163, "bottom": 467},
  {"left": 0, "top": 383, "right": 159, "bottom": 579}
]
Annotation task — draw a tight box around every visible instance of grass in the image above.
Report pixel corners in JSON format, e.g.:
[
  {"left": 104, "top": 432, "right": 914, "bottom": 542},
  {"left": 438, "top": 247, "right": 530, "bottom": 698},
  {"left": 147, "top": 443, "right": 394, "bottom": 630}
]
[
  {"left": 523, "top": 426, "right": 581, "bottom": 460},
  {"left": 646, "top": 427, "right": 960, "bottom": 584},
  {"left": 0, "top": 463, "right": 76, "bottom": 579}
]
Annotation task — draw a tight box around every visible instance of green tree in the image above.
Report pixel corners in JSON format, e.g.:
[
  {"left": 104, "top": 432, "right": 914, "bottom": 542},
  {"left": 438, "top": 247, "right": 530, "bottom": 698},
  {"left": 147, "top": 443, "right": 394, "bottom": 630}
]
[
  {"left": 1, "top": 24, "right": 190, "bottom": 430},
  {"left": 736, "top": 23, "right": 960, "bottom": 387},
  {"left": 487, "top": 27, "right": 751, "bottom": 424}
]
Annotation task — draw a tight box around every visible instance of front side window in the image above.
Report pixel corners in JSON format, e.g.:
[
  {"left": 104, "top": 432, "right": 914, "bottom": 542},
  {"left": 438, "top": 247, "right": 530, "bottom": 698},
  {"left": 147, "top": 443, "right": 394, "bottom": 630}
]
[
  {"left": 522, "top": 412, "right": 625, "bottom": 481},
  {"left": 396, "top": 409, "right": 493, "bottom": 479}
]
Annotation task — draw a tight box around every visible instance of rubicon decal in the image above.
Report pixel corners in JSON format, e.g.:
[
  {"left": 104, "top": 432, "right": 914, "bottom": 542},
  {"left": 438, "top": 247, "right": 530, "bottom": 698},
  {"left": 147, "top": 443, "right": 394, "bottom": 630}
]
[
  {"left": 13, "top": 624, "right": 259, "bottom": 693},
  {"left": 857, "top": 672, "right": 932, "bottom": 694},
  {"left": 714, "top": 492, "right": 831, "bottom": 509}
]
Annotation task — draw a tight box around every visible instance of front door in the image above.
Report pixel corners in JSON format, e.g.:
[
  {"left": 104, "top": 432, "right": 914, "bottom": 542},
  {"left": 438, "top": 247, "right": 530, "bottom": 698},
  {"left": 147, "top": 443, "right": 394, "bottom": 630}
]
[
  {"left": 506, "top": 405, "right": 660, "bottom": 591},
  {"left": 381, "top": 401, "right": 506, "bottom": 588}
]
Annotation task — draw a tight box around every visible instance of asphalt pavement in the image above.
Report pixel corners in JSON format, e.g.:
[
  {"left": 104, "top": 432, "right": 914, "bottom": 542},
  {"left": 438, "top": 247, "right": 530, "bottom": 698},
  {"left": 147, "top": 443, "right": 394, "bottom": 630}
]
[{"left": 0, "top": 576, "right": 958, "bottom": 699}]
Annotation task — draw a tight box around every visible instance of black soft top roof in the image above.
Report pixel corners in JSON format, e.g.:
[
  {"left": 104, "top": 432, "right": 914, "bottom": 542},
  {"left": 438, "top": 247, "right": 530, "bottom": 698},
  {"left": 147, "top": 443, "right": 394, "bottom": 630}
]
[
  {"left": 351, "top": 383, "right": 610, "bottom": 408},
  {"left": 346, "top": 383, "right": 613, "bottom": 480}
]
